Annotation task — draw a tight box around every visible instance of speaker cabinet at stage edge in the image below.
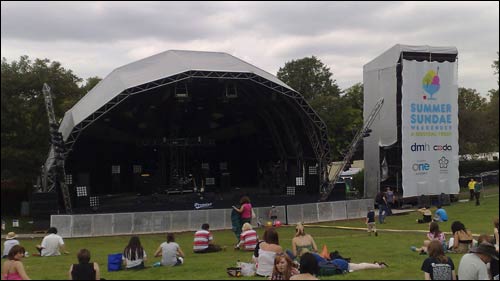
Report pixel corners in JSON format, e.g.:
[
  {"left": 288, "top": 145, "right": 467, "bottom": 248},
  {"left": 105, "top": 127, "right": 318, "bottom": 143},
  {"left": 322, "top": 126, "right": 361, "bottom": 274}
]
[
  {"left": 327, "top": 182, "right": 346, "bottom": 201},
  {"left": 31, "top": 192, "right": 60, "bottom": 231}
]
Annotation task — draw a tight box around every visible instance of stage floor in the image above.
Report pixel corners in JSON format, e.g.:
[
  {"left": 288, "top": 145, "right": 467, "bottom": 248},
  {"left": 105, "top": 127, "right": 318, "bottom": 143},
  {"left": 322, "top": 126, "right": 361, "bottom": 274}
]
[{"left": 73, "top": 187, "right": 324, "bottom": 214}]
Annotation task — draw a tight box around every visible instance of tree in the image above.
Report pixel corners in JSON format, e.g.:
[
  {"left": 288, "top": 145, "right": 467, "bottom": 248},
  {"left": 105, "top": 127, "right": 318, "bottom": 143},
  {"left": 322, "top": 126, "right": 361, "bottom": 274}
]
[
  {"left": 1, "top": 56, "right": 83, "bottom": 189},
  {"left": 457, "top": 87, "right": 491, "bottom": 154},
  {"left": 277, "top": 56, "right": 341, "bottom": 101}
]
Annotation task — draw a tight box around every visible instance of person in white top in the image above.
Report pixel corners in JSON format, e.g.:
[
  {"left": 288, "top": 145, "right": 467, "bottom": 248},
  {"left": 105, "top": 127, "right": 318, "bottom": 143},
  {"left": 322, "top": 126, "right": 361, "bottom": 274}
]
[
  {"left": 256, "top": 228, "right": 282, "bottom": 277},
  {"left": 122, "top": 236, "right": 147, "bottom": 269},
  {"left": 2, "top": 232, "right": 20, "bottom": 258},
  {"left": 36, "top": 227, "right": 69, "bottom": 256},
  {"left": 494, "top": 217, "right": 499, "bottom": 252}
]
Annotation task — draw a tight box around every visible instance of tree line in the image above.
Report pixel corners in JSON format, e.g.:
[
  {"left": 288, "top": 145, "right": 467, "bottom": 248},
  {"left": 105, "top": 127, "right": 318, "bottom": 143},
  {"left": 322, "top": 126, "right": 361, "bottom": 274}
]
[{"left": 1, "top": 53, "right": 498, "bottom": 192}]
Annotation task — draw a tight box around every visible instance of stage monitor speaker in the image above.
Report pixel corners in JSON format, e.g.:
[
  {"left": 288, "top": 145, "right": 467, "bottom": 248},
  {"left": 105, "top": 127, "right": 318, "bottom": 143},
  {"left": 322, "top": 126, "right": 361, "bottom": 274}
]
[
  {"left": 31, "top": 192, "right": 60, "bottom": 220},
  {"left": 326, "top": 182, "right": 346, "bottom": 201},
  {"left": 439, "top": 193, "right": 451, "bottom": 206},
  {"left": 418, "top": 195, "right": 430, "bottom": 208},
  {"left": 221, "top": 173, "right": 230, "bottom": 192}
]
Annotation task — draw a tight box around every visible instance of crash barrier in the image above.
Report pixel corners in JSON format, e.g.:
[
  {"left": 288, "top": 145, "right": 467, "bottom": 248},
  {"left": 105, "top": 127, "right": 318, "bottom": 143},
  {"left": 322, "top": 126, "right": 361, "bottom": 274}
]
[{"left": 51, "top": 198, "right": 374, "bottom": 238}]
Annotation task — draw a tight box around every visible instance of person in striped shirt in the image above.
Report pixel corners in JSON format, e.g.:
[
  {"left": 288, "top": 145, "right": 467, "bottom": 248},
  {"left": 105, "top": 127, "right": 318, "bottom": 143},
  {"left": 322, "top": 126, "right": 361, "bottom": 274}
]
[
  {"left": 236, "top": 223, "right": 258, "bottom": 251},
  {"left": 193, "top": 223, "right": 221, "bottom": 253}
]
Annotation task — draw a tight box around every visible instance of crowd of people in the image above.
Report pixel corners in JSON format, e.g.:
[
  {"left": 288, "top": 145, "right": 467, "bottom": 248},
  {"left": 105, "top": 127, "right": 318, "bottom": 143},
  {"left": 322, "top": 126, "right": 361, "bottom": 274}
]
[{"left": 1, "top": 193, "right": 499, "bottom": 280}]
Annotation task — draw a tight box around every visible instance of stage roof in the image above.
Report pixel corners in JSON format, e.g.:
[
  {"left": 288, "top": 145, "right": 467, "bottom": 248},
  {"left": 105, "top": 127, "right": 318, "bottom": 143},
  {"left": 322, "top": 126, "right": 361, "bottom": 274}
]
[{"left": 59, "top": 50, "right": 294, "bottom": 139}]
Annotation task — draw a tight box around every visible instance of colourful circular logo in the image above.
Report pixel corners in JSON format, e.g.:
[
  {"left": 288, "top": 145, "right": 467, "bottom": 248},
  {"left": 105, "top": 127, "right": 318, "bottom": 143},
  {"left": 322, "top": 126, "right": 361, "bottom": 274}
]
[{"left": 422, "top": 70, "right": 440, "bottom": 100}]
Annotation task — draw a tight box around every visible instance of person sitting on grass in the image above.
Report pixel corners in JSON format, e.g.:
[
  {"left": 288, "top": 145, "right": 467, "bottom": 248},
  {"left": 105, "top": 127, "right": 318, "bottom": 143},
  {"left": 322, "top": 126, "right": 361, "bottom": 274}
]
[
  {"left": 236, "top": 223, "right": 258, "bottom": 251},
  {"left": 270, "top": 253, "right": 299, "bottom": 280},
  {"left": 122, "top": 236, "right": 147, "bottom": 270},
  {"left": 286, "top": 223, "right": 319, "bottom": 261},
  {"left": 449, "top": 221, "right": 473, "bottom": 254},
  {"left": 69, "top": 248, "right": 100, "bottom": 280},
  {"left": 193, "top": 223, "right": 222, "bottom": 253},
  {"left": 35, "top": 227, "right": 69, "bottom": 256},
  {"left": 411, "top": 222, "right": 446, "bottom": 254},
  {"left": 3, "top": 232, "right": 20, "bottom": 259},
  {"left": 433, "top": 205, "right": 448, "bottom": 222},
  {"left": 2, "top": 245, "right": 30, "bottom": 280},
  {"left": 421, "top": 240, "right": 456, "bottom": 280},
  {"left": 154, "top": 233, "right": 185, "bottom": 266},
  {"left": 417, "top": 206, "right": 433, "bottom": 224},
  {"left": 256, "top": 228, "right": 283, "bottom": 277}
]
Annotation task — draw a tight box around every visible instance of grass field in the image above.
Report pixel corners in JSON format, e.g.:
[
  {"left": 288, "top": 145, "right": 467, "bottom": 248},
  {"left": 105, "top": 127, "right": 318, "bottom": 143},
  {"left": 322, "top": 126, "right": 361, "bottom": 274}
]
[{"left": 2, "top": 186, "right": 498, "bottom": 280}]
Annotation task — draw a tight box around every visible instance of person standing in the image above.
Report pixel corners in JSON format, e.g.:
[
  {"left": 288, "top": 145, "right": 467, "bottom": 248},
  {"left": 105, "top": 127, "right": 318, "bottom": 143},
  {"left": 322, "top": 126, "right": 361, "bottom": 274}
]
[
  {"left": 468, "top": 178, "right": 477, "bottom": 201},
  {"left": 366, "top": 208, "right": 378, "bottom": 236},
  {"left": 233, "top": 196, "right": 253, "bottom": 227},
  {"left": 2, "top": 232, "right": 20, "bottom": 259},
  {"left": 385, "top": 187, "right": 394, "bottom": 215},
  {"left": 376, "top": 191, "right": 388, "bottom": 224},
  {"left": 458, "top": 242, "right": 498, "bottom": 280},
  {"left": 231, "top": 205, "right": 242, "bottom": 246},
  {"left": 474, "top": 179, "right": 483, "bottom": 206}
]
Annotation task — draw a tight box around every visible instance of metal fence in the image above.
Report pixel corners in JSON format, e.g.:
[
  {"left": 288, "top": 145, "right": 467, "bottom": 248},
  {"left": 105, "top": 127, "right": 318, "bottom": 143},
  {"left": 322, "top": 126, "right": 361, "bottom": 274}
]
[{"left": 51, "top": 198, "right": 374, "bottom": 238}]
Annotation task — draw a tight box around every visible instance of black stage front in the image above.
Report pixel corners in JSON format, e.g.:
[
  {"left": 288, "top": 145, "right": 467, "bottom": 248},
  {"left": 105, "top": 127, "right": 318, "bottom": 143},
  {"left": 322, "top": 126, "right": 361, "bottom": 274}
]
[{"left": 47, "top": 52, "right": 334, "bottom": 214}]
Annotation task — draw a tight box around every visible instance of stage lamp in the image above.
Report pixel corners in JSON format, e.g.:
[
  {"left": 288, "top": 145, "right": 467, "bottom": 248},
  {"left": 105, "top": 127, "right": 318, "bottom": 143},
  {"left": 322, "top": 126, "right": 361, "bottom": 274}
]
[
  {"left": 362, "top": 129, "right": 373, "bottom": 138},
  {"left": 295, "top": 177, "right": 305, "bottom": 186},
  {"left": 174, "top": 82, "right": 189, "bottom": 98},
  {"left": 89, "top": 196, "right": 99, "bottom": 208},
  {"left": 76, "top": 186, "right": 88, "bottom": 197},
  {"left": 225, "top": 83, "right": 238, "bottom": 98}
]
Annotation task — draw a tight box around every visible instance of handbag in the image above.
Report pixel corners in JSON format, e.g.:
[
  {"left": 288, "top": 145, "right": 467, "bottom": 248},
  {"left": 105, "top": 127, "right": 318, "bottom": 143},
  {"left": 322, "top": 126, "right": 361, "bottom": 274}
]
[{"left": 107, "top": 253, "right": 123, "bottom": 272}]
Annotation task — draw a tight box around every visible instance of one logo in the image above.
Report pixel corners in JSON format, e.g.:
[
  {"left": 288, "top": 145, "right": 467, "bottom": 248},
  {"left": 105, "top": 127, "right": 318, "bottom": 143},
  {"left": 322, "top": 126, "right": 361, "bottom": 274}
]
[
  {"left": 412, "top": 162, "right": 430, "bottom": 171},
  {"left": 438, "top": 156, "right": 449, "bottom": 168},
  {"left": 422, "top": 68, "right": 440, "bottom": 100}
]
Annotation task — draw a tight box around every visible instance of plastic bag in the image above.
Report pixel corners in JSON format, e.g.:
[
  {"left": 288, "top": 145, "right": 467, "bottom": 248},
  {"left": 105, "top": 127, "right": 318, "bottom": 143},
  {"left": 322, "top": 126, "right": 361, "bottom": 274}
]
[{"left": 238, "top": 262, "right": 256, "bottom": 277}]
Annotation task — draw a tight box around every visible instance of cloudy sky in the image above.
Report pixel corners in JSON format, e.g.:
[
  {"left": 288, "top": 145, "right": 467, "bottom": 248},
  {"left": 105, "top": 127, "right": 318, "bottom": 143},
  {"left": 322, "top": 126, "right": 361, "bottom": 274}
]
[{"left": 1, "top": 1, "right": 498, "bottom": 97}]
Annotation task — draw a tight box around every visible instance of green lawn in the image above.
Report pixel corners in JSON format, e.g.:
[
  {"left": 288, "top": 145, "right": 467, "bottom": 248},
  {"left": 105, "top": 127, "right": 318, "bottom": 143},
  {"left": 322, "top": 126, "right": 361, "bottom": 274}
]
[{"left": 2, "top": 186, "right": 498, "bottom": 280}]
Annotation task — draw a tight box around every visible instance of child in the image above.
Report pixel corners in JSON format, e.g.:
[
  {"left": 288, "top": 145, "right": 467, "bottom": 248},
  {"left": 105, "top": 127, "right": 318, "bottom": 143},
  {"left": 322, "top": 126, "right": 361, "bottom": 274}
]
[
  {"left": 411, "top": 222, "right": 446, "bottom": 254},
  {"left": 268, "top": 206, "right": 279, "bottom": 226},
  {"left": 271, "top": 253, "right": 299, "bottom": 280},
  {"left": 366, "top": 208, "right": 377, "bottom": 236}
]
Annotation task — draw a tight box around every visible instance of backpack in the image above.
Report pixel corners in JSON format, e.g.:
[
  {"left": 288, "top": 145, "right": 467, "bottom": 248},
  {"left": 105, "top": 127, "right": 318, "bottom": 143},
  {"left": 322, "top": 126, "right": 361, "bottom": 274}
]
[{"left": 318, "top": 260, "right": 346, "bottom": 276}]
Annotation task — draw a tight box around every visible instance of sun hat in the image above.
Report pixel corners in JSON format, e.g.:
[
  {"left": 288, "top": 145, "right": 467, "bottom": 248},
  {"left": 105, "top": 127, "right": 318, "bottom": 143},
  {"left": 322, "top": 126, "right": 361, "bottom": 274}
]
[
  {"left": 470, "top": 242, "right": 499, "bottom": 260},
  {"left": 6, "top": 232, "right": 17, "bottom": 240}
]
